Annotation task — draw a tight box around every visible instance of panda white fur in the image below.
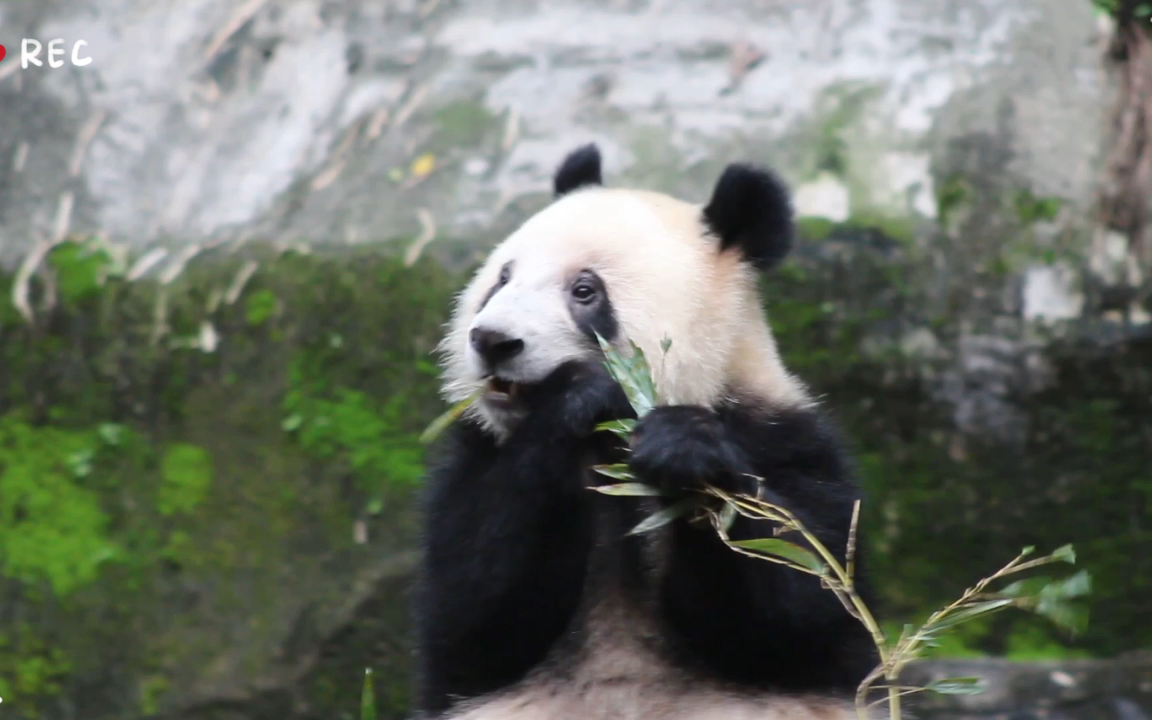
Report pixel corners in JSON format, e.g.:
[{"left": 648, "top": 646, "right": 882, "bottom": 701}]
[{"left": 412, "top": 145, "right": 880, "bottom": 720}]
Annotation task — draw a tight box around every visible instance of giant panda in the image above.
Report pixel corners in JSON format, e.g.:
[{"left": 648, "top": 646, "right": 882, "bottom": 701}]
[{"left": 411, "top": 144, "right": 879, "bottom": 720}]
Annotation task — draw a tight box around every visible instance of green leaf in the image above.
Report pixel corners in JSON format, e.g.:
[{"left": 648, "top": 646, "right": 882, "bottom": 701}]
[
  {"left": 361, "top": 668, "right": 376, "bottom": 720},
  {"left": 924, "top": 599, "right": 1016, "bottom": 632},
  {"left": 596, "top": 334, "right": 658, "bottom": 418},
  {"left": 627, "top": 499, "right": 694, "bottom": 536},
  {"left": 420, "top": 389, "right": 483, "bottom": 445},
  {"left": 927, "top": 677, "right": 986, "bottom": 696},
  {"left": 595, "top": 419, "right": 637, "bottom": 438},
  {"left": 1000, "top": 570, "right": 1093, "bottom": 635},
  {"left": 591, "top": 483, "right": 663, "bottom": 497},
  {"left": 1051, "top": 569, "right": 1092, "bottom": 598},
  {"left": 1035, "top": 600, "right": 1090, "bottom": 635},
  {"left": 1051, "top": 544, "right": 1077, "bottom": 564},
  {"left": 1000, "top": 570, "right": 1092, "bottom": 601},
  {"left": 731, "top": 538, "right": 826, "bottom": 573},
  {"left": 592, "top": 464, "right": 635, "bottom": 481},
  {"left": 998, "top": 576, "right": 1055, "bottom": 599}
]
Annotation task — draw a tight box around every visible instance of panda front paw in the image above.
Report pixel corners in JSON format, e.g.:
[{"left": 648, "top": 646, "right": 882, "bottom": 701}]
[
  {"left": 629, "top": 406, "right": 752, "bottom": 496},
  {"left": 524, "top": 360, "right": 636, "bottom": 438}
]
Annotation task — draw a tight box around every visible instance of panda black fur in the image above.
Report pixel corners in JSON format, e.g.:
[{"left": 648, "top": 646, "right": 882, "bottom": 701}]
[{"left": 412, "top": 144, "right": 879, "bottom": 720}]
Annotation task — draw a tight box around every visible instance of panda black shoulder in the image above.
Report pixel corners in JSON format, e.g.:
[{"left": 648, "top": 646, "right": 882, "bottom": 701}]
[
  {"left": 703, "top": 163, "right": 795, "bottom": 272},
  {"left": 718, "top": 397, "right": 858, "bottom": 488}
]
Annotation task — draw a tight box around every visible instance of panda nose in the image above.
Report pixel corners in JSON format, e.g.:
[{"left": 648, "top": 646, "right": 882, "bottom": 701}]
[{"left": 470, "top": 328, "right": 525, "bottom": 366}]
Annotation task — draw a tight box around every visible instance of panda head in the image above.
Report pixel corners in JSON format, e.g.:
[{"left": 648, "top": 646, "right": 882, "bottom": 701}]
[{"left": 439, "top": 143, "right": 813, "bottom": 439}]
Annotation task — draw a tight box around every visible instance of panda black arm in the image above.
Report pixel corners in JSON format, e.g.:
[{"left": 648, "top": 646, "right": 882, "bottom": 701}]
[
  {"left": 630, "top": 401, "right": 878, "bottom": 694},
  {"left": 412, "top": 361, "right": 633, "bottom": 716}
]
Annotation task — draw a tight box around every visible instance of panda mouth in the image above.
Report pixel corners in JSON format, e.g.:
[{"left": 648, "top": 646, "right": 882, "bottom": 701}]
[{"left": 484, "top": 377, "right": 521, "bottom": 403}]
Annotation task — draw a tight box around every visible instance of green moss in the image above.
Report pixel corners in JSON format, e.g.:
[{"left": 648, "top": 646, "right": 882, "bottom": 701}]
[
  {"left": 245, "top": 288, "right": 278, "bottom": 326},
  {"left": 796, "top": 216, "right": 837, "bottom": 242},
  {"left": 0, "top": 411, "right": 122, "bottom": 597},
  {"left": 431, "top": 99, "right": 500, "bottom": 148},
  {"left": 796, "top": 211, "right": 917, "bottom": 247},
  {"left": 138, "top": 674, "right": 170, "bottom": 716},
  {"left": 46, "top": 238, "right": 121, "bottom": 305},
  {"left": 845, "top": 210, "right": 918, "bottom": 246},
  {"left": 0, "top": 623, "right": 73, "bottom": 707},
  {"left": 935, "top": 174, "right": 972, "bottom": 231},
  {"left": 282, "top": 377, "right": 426, "bottom": 511},
  {"left": 157, "top": 444, "right": 214, "bottom": 517},
  {"left": 1013, "top": 189, "right": 1063, "bottom": 225}
]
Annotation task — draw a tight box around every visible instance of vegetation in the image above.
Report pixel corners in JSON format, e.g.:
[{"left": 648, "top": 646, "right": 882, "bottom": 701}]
[
  {"left": 0, "top": 235, "right": 456, "bottom": 718},
  {"left": 0, "top": 226, "right": 1146, "bottom": 718}
]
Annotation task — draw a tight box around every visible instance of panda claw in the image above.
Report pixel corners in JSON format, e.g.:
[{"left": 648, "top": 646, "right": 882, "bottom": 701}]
[{"left": 628, "top": 406, "right": 750, "bottom": 495}]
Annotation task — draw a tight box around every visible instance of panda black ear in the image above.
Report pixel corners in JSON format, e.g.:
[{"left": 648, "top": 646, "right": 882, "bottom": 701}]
[
  {"left": 702, "top": 163, "right": 795, "bottom": 272},
  {"left": 553, "top": 144, "right": 603, "bottom": 197}
]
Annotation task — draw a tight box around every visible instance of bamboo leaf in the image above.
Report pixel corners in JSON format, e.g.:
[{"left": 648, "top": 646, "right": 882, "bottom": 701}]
[
  {"left": 419, "top": 389, "right": 483, "bottom": 445},
  {"left": 596, "top": 334, "right": 657, "bottom": 418},
  {"left": 595, "top": 419, "right": 637, "bottom": 438},
  {"left": 997, "top": 576, "right": 1054, "bottom": 599},
  {"left": 1049, "top": 569, "right": 1092, "bottom": 598},
  {"left": 591, "top": 483, "right": 663, "bottom": 497},
  {"left": 1035, "top": 600, "right": 1090, "bottom": 635},
  {"left": 361, "top": 668, "right": 376, "bottom": 720},
  {"left": 1000, "top": 570, "right": 1092, "bottom": 602},
  {"left": 927, "top": 677, "right": 986, "bottom": 696},
  {"left": 924, "top": 599, "right": 1016, "bottom": 633},
  {"left": 1051, "top": 544, "right": 1077, "bottom": 564},
  {"left": 731, "top": 538, "right": 826, "bottom": 573},
  {"left": 1000, "top": 570, "right": 1093, "bottom": 634},
  {"left": 592, "top": 464, "right": 635, "bottom": 481},
  {"left": 627, "top": 499, "right": 694, "bottom": 536}
]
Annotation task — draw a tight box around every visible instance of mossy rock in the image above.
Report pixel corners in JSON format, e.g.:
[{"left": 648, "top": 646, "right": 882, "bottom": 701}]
[{"left": 0, "top": 239, "right": 462, "bottom": 719}]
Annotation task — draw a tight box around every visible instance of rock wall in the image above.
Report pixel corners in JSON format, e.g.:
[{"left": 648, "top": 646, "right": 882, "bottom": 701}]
[{"left": 0, "top": 0, "right": 1115, "bottom": 262}]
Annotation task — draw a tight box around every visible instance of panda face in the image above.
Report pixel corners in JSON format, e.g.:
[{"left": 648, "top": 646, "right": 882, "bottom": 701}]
[
  {"left": 438, "top": 162, "right": 813, "bottom": 439},
  {"left": 443, "top": 187, "right": 729, "bottom": 435},
  {"left": 465, "top": 258, "right": 618, "bottom": 416}
]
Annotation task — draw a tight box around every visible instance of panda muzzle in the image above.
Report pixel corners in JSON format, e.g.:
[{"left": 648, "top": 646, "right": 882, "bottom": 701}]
[{"left": 486, "top": 377, "right": 519, "bottom": 398}]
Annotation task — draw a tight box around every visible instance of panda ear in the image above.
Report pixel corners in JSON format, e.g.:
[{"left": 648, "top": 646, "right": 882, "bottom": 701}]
[
  {"left": 553, "top": 144, "right": 603, "bottom": 197},
  {"left": 702, "top": 163, "right": 795, "bottom": 272}
]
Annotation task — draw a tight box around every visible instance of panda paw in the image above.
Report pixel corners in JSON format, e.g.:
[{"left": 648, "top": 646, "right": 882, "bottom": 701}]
[
  {"left": 628, "top": 405, "right": 752, "bottom": 496},
  {"left": 524, "top": 360, "right": 636, "bottom": 438}
]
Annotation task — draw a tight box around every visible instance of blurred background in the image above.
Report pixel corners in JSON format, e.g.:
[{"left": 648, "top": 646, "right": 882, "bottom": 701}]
[{"left": 0, "top": 0, "right": 1149, "bottom": 718}]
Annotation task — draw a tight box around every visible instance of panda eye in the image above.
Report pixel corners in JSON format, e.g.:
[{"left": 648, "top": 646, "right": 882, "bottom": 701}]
[{"left": 571, "top": 283, "right": 597, "bottom": 303}]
